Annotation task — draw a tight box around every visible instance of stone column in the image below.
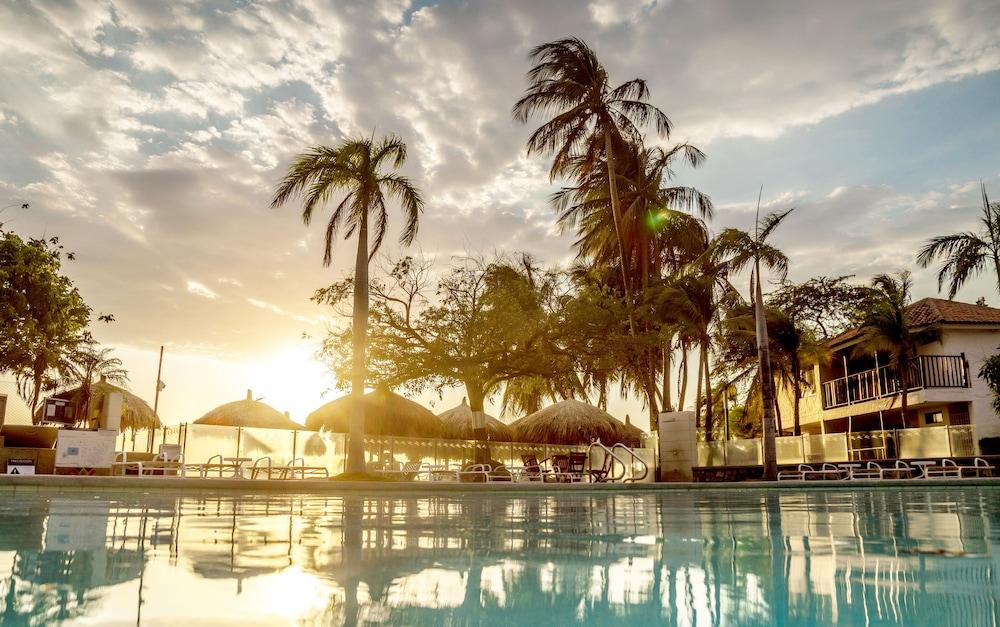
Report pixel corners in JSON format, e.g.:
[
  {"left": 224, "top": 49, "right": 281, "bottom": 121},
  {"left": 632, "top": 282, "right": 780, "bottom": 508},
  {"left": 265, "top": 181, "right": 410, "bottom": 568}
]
[{"left": 658, "top": 411, "right": 697, "bottom": 481}]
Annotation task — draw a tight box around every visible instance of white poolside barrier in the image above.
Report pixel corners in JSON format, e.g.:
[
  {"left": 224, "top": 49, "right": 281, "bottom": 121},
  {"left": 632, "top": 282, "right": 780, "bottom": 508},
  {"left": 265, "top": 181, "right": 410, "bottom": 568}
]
[
  {"left": 695, "top": 425, "right": 979, "bottom": 467},
  {"left": 117, "top": 424, "right": 654, "bottom": 480}
]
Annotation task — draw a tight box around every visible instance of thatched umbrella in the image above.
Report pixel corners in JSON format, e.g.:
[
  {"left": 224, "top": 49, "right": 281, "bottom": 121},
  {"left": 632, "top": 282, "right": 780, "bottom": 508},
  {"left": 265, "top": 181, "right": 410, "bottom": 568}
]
[
  {"left": 511, "top": 399, "right": 639, "bottom": 447},
  {"left": 37, "top": 379, "right": 161, "bottom": 431},
  {"left": 305, "top": 387, "right": 443, "bottom": 438},
  {"left": 437, "top": 397, "right": 513, "bottom": 442},
  {"left": 194, "top": 390, "right": 302, "bottom": 430}
]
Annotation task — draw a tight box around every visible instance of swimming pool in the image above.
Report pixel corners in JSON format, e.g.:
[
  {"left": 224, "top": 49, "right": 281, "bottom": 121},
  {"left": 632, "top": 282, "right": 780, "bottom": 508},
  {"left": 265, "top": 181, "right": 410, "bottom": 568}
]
[{"left": 1, "top": 486, "right": 998, "bottom": 625}]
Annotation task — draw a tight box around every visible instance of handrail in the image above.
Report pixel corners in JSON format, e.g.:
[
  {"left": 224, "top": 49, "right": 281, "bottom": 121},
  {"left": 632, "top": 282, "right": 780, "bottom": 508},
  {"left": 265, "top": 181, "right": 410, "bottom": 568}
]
[
  {"left": 612, "top": 443, "right": 649, "bottom": 483},
  {"left": 586, "top": 440, "right": 647, "bottom": 483}
]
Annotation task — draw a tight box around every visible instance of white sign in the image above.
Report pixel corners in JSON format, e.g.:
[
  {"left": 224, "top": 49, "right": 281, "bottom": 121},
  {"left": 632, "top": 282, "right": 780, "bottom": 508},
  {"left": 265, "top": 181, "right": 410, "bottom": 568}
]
[
  {"left": 55, "top": 430, "right": 117, "bottom": 468},
  {"left": 6, "top": 459, "right": 35, "bottom": 475}
]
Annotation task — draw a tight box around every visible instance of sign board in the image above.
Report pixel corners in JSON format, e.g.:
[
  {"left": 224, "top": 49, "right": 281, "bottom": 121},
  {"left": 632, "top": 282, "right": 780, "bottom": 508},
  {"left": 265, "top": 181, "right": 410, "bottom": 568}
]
[
  {"left": 55, "top": 430, "right": 117, "bottom": 468},
  {"left": 43, "top": 398, "right": 76, "bottom": 425},
  {"left": 6, "top": 458, "right": 35, "bottom": 475}
]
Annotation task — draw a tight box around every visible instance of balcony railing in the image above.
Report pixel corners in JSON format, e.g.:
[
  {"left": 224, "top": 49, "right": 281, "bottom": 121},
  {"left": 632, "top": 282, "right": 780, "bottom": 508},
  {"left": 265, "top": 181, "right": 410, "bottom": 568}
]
[{"left": 820, "top": 354, "right": 968, "bottom": 410}]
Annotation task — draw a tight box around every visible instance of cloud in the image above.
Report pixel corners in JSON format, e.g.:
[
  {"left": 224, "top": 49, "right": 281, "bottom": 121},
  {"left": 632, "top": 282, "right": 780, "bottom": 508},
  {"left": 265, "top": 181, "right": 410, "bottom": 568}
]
[{"left": 186, "top": 281, "right": 219, "bottom": 299}]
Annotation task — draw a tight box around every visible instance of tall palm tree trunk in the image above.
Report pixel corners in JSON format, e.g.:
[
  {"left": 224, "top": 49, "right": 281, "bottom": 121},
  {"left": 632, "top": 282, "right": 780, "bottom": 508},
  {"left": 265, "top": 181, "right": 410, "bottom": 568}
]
[
  {"left": 678, "top": 342, "right": 688, "bottom": 411},
  {"left": 791, "top": 357, "right": 802, "bottom": 436},
  {"left": 604, "top": 130, "right": 634, "bottom": 325},
  {"left": 347, "top": 214, "right": 369, "bottom": 474},
  {"left": 703, "top": 340, "right": 714, "bottom": 442},
  {"left": 661, "top": 339, "right": 673, "bottom": 412},
  {"left": 694, "top": 343, "right": 704, "bottom": 430}
]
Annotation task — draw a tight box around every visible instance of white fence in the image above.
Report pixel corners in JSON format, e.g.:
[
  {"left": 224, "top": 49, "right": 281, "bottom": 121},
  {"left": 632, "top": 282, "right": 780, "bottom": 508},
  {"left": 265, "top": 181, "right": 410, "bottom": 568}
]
[
  {"left": 696, "top": 425, "right": 979, "bottom": 467},
  {"left": 118, "top": 423, "right": 653, "bottom": 480}
]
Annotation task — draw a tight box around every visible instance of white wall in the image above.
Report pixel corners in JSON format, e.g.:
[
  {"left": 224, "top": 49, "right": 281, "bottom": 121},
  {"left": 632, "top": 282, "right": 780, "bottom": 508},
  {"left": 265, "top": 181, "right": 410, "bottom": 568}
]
[{"left": 0, "top": 379, "right": 32, "bottom": 425}]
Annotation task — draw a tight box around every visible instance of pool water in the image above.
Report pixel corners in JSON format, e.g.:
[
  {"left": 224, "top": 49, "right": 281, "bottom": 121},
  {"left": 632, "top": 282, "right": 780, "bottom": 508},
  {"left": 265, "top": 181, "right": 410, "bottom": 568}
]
[{"left": 1, "top": 487, "right": 998, "bottom": 625}]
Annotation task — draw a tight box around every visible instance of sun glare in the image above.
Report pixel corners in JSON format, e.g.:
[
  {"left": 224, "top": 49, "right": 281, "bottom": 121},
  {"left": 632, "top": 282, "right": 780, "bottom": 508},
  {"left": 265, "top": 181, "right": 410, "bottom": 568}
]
[{"left": 245, "top": 343, "right": 331, "bottom": 423}]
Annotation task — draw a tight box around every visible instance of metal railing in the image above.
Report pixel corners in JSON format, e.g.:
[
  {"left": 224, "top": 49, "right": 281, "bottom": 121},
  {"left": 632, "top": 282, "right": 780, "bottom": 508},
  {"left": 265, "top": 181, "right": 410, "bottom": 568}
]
[
  {"left": 697, "top": 424, "right": 979, "bottom": 467},
  {"left": 821, "top": 355, "right": 968, "bottom": 409}
]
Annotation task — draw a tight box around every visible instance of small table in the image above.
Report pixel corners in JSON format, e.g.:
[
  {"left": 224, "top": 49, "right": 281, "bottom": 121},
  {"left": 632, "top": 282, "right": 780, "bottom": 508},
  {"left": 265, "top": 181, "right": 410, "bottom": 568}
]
[
  {"left": 838, "top": 463, "right": 862, "bottom": 479},
  {"left": 223, "top": 457, "right": 253, "bottom": 479},
  {"left": 910, "top": 460, "right": 936, "bottom": 478}
]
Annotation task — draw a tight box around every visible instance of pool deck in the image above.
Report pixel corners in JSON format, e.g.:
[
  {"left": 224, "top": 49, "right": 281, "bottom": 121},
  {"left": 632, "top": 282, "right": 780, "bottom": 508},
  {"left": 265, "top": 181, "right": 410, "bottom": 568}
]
[{"left": 1, "top": 474, "right": 998, "bottom": 495}]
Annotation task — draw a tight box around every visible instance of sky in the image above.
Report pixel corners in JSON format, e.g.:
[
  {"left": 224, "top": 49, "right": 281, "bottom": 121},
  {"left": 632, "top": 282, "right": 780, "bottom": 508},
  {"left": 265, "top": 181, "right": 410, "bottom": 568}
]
[{"left": 0, "top": 0, "right": 999, "bottom": 427}]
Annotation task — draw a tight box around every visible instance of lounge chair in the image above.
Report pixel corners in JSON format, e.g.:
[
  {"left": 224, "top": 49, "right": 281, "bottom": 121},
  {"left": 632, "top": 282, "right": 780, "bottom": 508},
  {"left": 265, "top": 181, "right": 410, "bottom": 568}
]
[
  {"left": 199, "top": 454, "right": 247, "bottom": 478},
  {"left": 926, "top": 458, "right": 996, "bottom": 478},
  {"left": 959, "top": 457, "right": 996, "bottom": 477},
  {"left": 777, "top": 464, "right": 811, "bottom": 480},
  {"left": 802, "top": 463, "right": 847, "bottom": 480},
  {"left": 113, "top": 444, "right": 194, "bottom": 477},
  {"left": 843, "top": 460, "right": 913, "bottom": 480},
  {"left": 280, "top": 458, "right": 330, "bottom": 479}
]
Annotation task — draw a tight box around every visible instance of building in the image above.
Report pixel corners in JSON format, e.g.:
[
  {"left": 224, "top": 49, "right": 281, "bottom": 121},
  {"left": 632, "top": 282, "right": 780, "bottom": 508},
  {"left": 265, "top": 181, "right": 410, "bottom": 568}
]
[
  {"left": 0, "top": 379, "right": 32, "bottom": 426},
  {"left": 776, "top": 297, "right": 1000, "bottom": 441}
]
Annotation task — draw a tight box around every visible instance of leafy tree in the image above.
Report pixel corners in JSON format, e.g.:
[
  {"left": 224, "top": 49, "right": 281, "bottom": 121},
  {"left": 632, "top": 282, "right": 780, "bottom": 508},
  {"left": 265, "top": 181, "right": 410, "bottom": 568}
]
[
  {"left": 272, "top": 135, "right": 424, "bottom": 474},
  {"left": 0, "top": 229, "right": 91, "bottom": 423},
  {"left": 854, "top": 272, "right": 940, "bottom": 425},
  {"left": 64, "top": 345, "right": 129, "bottom": 425},
  {"left": 768, "top": 275, "right": 877, "bottom": 340},
  {"left": 978, "top": 350, "right": 1000, "bottom": 415},
  {"left": 314, "top": 255, "right": 573, "bottom": 460},
  {"left": 917, "top": 183, "right": 1000, "bottom": 298}
]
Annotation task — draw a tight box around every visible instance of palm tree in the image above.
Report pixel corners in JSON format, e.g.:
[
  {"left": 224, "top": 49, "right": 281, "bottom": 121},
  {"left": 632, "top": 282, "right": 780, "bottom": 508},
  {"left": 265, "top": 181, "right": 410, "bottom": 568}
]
[
  {"left": 66, "top": 346, "right": 129, "bottom": 424},
  {"left": 710, "top": 206, "right": 793, "bottom": 478},
  {"left": 917, "top": 183, "right": 1000, "bottom": 298},
  {"left": 513, "top": 37, "right": 671, "bottom": 306},
  {"left": 854, "top": 272, "right": 939, "bottom": 425},
  {"left": 272, "top": 135, "right": 423, "bottom": 474}
]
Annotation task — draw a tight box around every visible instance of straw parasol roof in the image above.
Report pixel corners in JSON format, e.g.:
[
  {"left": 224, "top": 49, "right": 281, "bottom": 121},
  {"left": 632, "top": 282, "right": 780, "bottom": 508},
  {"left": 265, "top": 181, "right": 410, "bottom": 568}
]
[
  {"left": 194, "top": 390, "right": 302, "bottom": 430},
  {"left": 37, "top": 379, "right": 161, "bottom": 430},
  {"left": 437, "top": 397, "right": 514, "bottom": 441},
  {"left": 511, "top": 399, "right": 639, "bottom": 447},
  {"left": 305, "top": 387, "right": 443, "bottom": 438}
]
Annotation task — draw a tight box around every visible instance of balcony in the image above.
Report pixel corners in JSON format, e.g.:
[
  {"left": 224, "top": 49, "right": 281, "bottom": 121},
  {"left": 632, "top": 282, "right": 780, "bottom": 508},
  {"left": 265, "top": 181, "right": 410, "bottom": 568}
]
[{"left": 820, "top": 354, "right": 969, "bottom": 410}]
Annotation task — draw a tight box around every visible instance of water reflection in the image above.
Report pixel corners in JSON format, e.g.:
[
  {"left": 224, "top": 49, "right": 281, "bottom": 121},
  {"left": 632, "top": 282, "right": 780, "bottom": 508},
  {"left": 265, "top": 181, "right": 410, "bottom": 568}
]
[{"left": 0, "top": 488, "right": 998, "bottom": 625}]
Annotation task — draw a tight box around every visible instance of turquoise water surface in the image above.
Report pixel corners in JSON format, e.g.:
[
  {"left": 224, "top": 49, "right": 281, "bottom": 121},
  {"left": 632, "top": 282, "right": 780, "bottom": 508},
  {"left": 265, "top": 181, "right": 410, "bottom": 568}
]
[{"left": 1, "top": 486, "right": 998, "bottom": 625}]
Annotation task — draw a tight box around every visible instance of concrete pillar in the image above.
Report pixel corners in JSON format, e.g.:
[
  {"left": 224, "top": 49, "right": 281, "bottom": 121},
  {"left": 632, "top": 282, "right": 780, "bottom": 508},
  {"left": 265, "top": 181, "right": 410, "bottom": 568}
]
[{"left": 658, "top": 411, "right": 697, "bottom": 481}]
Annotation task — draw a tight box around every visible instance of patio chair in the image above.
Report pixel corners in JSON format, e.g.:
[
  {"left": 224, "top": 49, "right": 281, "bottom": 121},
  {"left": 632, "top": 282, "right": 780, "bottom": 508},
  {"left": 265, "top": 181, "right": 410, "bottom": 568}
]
[
  {"left": 589, "top": 451, "right": 615, "bottom": 483},
  {"left": 509, "top": 454, "right": 550, "bottom": 482},
  {"left": 552, "top": 452, "right": 588, "bottom": 483}
]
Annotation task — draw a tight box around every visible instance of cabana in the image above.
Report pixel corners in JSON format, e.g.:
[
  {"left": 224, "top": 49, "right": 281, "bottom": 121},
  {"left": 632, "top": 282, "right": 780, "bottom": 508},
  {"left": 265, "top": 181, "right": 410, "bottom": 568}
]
[
  {"left": 36, "top": 378, "right": 161, "bottom": 431},
  {"left": 438, "top": 398, "right": 513, "bottom": 441}
]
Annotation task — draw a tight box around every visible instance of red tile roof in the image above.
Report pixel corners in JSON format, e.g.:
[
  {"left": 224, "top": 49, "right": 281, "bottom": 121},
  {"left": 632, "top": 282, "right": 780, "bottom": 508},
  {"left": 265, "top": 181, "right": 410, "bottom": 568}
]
[
  {"left": 827, "top": 298, "right": 1000, "bottom": 347},
  {"left": 905, "top": 297, "right": 1000, "bottom": 326}
]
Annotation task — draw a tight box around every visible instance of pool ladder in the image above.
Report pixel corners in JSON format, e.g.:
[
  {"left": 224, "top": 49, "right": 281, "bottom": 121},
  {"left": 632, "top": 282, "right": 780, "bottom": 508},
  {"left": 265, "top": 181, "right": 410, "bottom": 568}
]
[{"left": 586, "top": 440, "right": 649, "bottom": 483}]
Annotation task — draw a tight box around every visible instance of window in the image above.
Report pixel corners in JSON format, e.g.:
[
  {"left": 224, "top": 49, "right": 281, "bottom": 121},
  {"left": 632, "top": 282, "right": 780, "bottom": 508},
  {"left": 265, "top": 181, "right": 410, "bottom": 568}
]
[
  {"left": 800, "top": 369, "right": 816, "bottom": 397},
  {"left": 924, "top": 411, "right": 944, "bottom": 425}
]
